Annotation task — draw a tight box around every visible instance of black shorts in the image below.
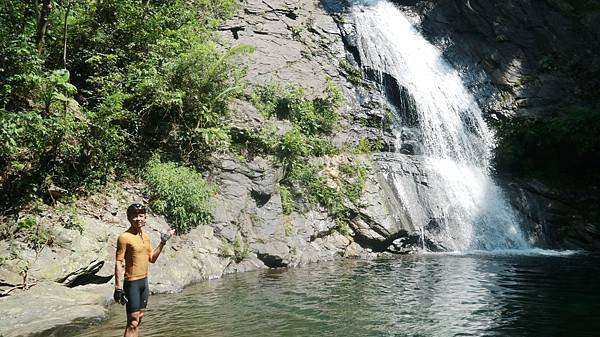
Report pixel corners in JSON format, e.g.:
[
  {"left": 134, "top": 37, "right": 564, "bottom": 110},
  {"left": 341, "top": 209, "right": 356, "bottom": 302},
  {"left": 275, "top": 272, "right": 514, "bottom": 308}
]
[{"left": 123, "top": 277, "right": 149, "bottom": 313}]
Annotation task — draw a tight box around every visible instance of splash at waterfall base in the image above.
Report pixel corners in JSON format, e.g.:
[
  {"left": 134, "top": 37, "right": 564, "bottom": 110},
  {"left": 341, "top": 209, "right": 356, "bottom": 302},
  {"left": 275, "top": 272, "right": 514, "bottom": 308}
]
[{"left": 361, "top": 154, "right": 529, "bottom": 253}]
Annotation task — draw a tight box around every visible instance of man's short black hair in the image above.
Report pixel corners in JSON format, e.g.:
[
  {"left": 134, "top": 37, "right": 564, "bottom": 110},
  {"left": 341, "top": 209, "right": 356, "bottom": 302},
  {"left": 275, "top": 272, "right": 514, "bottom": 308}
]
[{"left": 127, "top": 203, "right": 146, "bottom": 219}]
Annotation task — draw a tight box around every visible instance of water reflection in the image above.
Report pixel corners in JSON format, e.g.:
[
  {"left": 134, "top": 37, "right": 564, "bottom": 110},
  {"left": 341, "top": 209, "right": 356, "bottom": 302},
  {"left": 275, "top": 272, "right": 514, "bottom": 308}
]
[{"left": 75, "top": 254, "right": 600, "bottom": 337}]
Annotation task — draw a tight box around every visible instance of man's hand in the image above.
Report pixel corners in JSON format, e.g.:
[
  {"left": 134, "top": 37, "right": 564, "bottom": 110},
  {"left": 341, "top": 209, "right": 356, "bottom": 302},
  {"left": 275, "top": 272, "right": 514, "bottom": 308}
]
[
  {"left": 160, "top": 228, "right": 175, "bottom": 244},
  {"left": 113, "top": 288, "right": 127, "bottom": 305}
]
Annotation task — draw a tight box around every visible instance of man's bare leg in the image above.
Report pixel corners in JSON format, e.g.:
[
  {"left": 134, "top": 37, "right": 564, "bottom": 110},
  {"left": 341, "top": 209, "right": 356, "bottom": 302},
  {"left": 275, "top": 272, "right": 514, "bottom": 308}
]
[
  {"left": 124, "top": 311, "right": 142, "bottom": 337},
  {"left": 138, "top": 311, "right": 144, "bottom": 328}
]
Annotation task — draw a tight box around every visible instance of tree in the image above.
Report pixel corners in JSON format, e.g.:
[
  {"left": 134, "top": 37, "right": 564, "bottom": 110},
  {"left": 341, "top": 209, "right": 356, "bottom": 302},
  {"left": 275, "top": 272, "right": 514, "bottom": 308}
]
[{"left": 35, "top": 0, "right": 53, "bottom": 54}]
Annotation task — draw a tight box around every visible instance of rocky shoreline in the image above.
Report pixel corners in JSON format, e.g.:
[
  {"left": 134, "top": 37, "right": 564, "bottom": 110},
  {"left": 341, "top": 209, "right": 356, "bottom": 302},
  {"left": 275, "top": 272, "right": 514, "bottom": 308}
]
[{"left": 0, "top": 183, "right": 357, "bottom": 337}]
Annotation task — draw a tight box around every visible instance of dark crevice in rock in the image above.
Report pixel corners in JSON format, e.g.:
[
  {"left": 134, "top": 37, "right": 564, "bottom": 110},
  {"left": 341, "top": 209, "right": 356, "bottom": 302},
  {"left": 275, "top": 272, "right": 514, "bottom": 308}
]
[
  {"left": 387, "top": 234, "right": 421, "bottom": 254},
  {"left": 362, "top": 68, "right": 420, "bottom": 127},
  {"left": 260, "top": 0, "right": 299, "bottom": 22},
  {"left": 353, "top": 229, "right": 410, "bottom": 253},
  {"left": 335, "top": 19, "right": 362, "bottom": 68},
  {"left": 514, "top": 180, "right": 598, "bottom": 209},
  {"left": 218, "top": 25, "right": 245, "bottom": 40},
  {"left": 280, "top": 10, "right": 298, "bottom": 20},
  {"left": 251, "top": 190, "right": 271, "bottom": 208},
  {"left": 309, "top": 227, "right": 337, "bottom": 242},
  {"left": 256, "top": 252, "right": 288, "bottom": 268}
]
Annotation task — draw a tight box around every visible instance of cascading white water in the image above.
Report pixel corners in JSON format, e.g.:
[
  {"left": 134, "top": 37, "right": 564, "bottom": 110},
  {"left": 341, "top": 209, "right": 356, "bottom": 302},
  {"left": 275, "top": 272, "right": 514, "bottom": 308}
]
[{"left": 350, "top": 0, "right": 529, "bottom": 251}]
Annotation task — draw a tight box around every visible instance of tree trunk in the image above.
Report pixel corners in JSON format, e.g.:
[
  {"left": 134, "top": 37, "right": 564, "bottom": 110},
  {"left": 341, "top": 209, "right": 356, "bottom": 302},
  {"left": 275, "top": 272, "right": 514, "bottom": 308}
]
[
  {"left": 35, "top": 0, "right": 53, "bottom": 54},
  {"left": 35, "top": 0, "right": 41, "bottom": 26},
  {"left": 62, "top": 0, "right": 71, "bottom": 68}
]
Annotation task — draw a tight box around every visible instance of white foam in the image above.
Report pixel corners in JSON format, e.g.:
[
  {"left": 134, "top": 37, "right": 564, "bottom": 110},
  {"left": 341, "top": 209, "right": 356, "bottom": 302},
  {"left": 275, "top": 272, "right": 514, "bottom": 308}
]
[{"left": 423, "top": 248, "right": 584, "bottom": 257}]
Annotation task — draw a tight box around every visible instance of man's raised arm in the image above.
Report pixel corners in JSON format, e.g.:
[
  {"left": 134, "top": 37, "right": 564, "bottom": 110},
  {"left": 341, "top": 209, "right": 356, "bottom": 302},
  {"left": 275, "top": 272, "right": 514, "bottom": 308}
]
[{"left": 150, "top": 229, "right": 175, "bottom": 263}]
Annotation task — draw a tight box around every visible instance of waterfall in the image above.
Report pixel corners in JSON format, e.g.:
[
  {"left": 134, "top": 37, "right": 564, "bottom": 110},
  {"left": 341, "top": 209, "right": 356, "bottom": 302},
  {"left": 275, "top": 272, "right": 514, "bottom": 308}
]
[{"left": 350, "top": 1, "right": 529, "bottom": 251}]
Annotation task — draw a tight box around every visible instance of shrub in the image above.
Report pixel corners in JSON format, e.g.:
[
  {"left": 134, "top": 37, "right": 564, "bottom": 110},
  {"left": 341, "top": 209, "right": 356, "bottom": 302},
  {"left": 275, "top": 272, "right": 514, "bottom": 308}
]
[
  {"left": 13, "top": 216, "right": 53, "bottom": 251},
  {"left": 130, "top": 41, "right": 253, "bottom": 162},
  {"left": 144, "top": 156, "right": 214, "bottom": 233},
  {"left": 282, "top": 160, "right": 368, "bottom": 234},
  {"left": 280, "top": 185, "right": 294, "bottom": 215},
  {"left": 229, "top": 127, "right": 278, "bottom": 158},
  {"left": 0, "top": 71, "right": 128, "bottom": 206},
  {"left": 339, "top": 59, "right": 363, "bottom": 85},
  {"left": 340, "top": 163, "right": 368, "bottom": 205},
  {"left": 354, "top": 138, "right": 384, "bottom": 154},
  {"left": 276, "top": 128, "right": 310, "bottom": 164},
  {"left": 248, "top": 81, "right": 342, "bottom": 168},
  {"left": 286, "top": 162, "right": 347, "bottom": 222},
  {"left": 251, "top": 80, "right": 342, "bottom": 135},
  {"left": 220, "top": 232, "right": 251, "bottom": 263}
]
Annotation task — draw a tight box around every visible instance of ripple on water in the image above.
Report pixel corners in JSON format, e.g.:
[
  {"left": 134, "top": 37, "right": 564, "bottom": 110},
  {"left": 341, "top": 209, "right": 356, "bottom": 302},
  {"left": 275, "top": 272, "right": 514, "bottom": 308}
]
[{"left": 74, "top": 254, "right": 600, "bottom": 337}]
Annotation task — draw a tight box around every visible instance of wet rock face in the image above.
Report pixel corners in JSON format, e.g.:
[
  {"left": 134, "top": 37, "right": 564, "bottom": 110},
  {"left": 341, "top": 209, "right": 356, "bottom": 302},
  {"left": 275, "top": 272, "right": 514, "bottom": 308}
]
[
  {"left": 504, "top": 178, "right": 600, "bottom": 251},
  {"left": 353, "top": 153, "right": 480, "bottom": 252}
]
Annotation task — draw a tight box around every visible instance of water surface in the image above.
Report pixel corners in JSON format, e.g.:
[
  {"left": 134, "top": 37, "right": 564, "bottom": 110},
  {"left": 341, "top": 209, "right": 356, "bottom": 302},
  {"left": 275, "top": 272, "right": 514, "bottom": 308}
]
[{"left": 75, "top": 252, "right": 599, "bottom": 337}]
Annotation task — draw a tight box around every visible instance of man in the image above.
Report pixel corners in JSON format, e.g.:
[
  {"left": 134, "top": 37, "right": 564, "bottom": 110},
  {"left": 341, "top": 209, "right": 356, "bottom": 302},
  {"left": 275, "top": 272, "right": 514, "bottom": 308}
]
[{"left": 114, "top": 203, "right": 175, "bottom": 337}]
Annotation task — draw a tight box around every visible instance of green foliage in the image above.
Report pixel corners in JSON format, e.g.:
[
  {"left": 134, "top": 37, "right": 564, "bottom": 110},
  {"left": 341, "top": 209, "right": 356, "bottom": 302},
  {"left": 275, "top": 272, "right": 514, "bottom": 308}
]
[
  {"left": 248, "top": 81, "right": 341, "bottom": 167},
  {"left": 221, "top": 232, "right": 251, "bottom": 263},
  {"left": 494, "top": 109, "right": 600, "bottom": 181},
  {"left": 15, "top": 216, "right": 52, "bottom": 251},
  {"left": 268, "top": 128, "right": 336, "bottom": 165},
  {"left": 337, "top": 221, "right": 351, "bottom": 236},
  {"left": 56, "top": 200, "right": 83, "bottom": 234},
  {"left": 339, "top": 163, "right": 368, "bottom": 205},
  {"left": 0, "top": 0, "right": 247, "bottom": 209},
  {"left": 0, "top": 1, "right": 42, "bottom": 109},
  {"left": 276, "top": 128, "right": 311, "bottom": 164},
  {"left": 290, "top": 25, "right": 304, "bottom": 40},
  {"left": 229, "top": 127, "right": 278, "bottom": 159},
  {"left": 280, "top": 185, "right": 294, "bottom": 215},
  {"left": 134, "top": 43, "right": 253, "bottom": 161},
  {"left": 0, "top": 70, "right": 127, "bottom": 206},
  {"left": 339, "top": 59, "right": 363, "bottom": 85},
  {"left": 287, "top": 163, "right": 344, "bottom": 215},
  {"left": 283, "top": 161, "right": 368, "bottom": 234},
  {"left": 284, "top": 220, "right": 294, "bottom": 236},
  {"left": 251, "top": 81, "right": 342, "bottom": 135},
  {"left": 195, "top": 127, "right": 232, "bottom": 154},
  {"left": 144, "top": 156, "right": 214, "bottom": 233},
  {"left": 250, "top": 80, "right": 364, "bottom": 231},
  {"left": 354, "top": 138, "right": 384, "bottom": 154}
]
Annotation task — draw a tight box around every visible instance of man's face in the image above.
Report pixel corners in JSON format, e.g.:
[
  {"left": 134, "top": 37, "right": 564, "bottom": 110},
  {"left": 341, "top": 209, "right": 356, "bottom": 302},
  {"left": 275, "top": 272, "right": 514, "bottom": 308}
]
[{"left": 128, "top": 211, "right": 146, "bottom": 229}]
